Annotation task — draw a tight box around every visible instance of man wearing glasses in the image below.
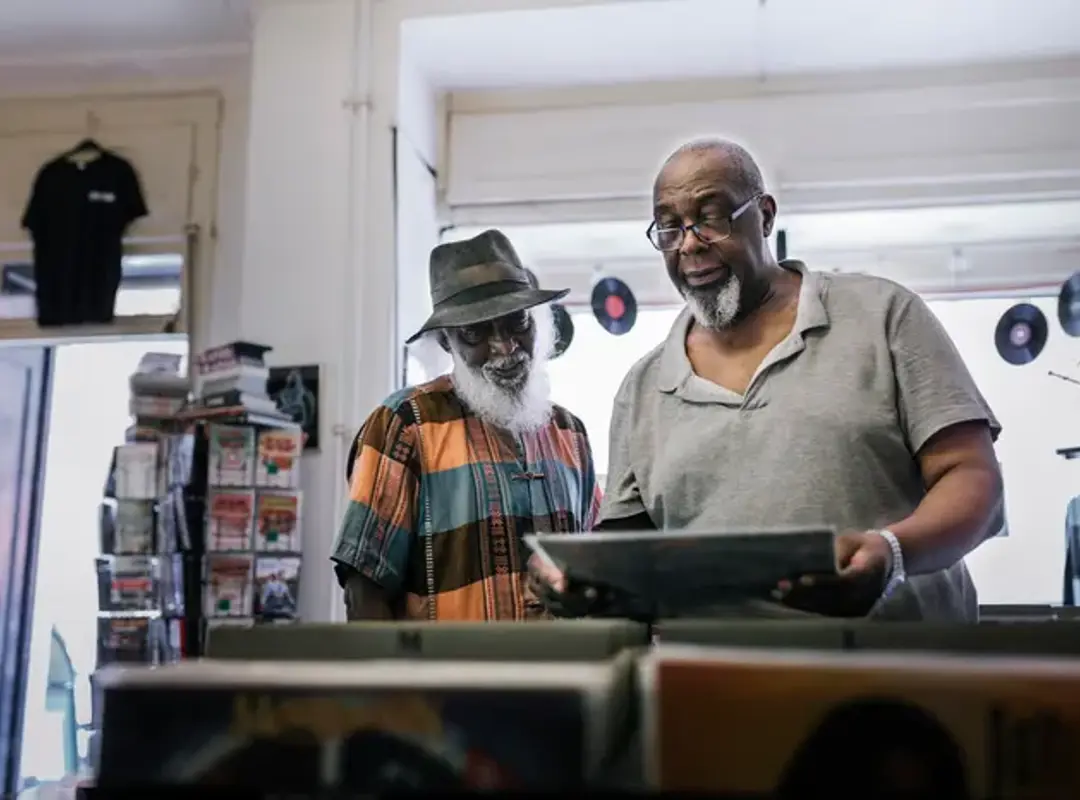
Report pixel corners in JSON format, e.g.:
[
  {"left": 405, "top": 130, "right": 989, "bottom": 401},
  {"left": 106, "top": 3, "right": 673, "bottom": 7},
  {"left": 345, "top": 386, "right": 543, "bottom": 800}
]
[{"left": 577, "top": 138, "right": 1003, "bottom": 621}]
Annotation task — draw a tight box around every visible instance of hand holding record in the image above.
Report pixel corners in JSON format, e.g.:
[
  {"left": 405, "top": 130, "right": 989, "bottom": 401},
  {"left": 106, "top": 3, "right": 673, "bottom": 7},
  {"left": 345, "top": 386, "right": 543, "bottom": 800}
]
[
  {"left": 772, "top": 530, "right": 890, "bottom": 617},
  {"left": 526, "top": 554, "right": 656, "bottom": 622}
]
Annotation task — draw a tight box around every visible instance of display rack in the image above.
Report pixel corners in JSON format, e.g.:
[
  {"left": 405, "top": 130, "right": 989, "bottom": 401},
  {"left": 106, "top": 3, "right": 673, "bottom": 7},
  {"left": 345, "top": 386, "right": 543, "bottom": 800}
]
[
  {"left": 184, "top": 410, "right": 304, "bottom": 656},
  {"left": 95, "top": 345, "right": 306, "bottom": 665}
]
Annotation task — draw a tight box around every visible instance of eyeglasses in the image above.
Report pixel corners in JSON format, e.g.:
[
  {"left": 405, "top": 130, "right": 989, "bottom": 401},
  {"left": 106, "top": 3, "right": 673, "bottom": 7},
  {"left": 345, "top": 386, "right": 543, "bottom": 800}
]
[{"left": 646, "top": 194, "right": 761, "bottom": 252}]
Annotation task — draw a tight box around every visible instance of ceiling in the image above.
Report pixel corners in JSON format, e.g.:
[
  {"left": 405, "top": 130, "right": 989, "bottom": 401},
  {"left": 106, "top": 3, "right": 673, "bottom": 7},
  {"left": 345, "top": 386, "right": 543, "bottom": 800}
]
[
  {"left": 404, "top": 0, "right": 1080, "bottom": 88},
  {"left": 1, "top": 0, "right": 1077, "bottom": 90},
  {"left": 0, "top": 0, "right": 250, "bottom": 64}
]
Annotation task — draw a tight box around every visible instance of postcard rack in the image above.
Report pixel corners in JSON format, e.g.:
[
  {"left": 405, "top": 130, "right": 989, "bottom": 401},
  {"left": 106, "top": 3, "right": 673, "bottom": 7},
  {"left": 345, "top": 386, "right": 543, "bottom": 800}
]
[{"left": 97, "top": 411, "right": 305, "bottom": 668}]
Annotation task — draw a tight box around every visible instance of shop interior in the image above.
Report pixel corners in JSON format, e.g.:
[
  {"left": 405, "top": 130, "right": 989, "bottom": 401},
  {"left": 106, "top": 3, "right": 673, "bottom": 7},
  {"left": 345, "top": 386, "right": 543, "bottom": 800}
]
[{"left": 1, "top": 0, "right": 1079, "bottom": 796}]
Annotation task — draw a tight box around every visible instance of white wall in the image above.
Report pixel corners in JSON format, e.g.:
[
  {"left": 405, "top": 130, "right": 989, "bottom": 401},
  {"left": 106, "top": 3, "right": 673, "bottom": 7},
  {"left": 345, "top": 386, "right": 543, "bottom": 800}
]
[{"left": 443, "top": 59, "right": 1080, "bottom": 223}]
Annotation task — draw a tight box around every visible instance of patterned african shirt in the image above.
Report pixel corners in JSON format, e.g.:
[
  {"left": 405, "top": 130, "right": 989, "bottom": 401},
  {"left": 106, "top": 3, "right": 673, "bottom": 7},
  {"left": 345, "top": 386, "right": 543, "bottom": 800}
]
[{"left": 331, "top": 375, "right": 601, "bottom": 621}]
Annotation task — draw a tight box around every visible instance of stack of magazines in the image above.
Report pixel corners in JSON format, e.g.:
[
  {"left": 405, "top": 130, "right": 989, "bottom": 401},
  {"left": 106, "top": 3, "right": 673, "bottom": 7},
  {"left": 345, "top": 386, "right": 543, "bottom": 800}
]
[{"left": 190, "top": 341, "right": 287, "bottom": 419}]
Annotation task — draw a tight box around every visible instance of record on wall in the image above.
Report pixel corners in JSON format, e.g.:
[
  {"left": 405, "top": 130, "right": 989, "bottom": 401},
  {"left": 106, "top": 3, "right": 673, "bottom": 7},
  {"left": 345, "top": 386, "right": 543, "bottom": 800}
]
[
  {"left": 551, "top": 303, "right": 574, "bottom": 359},
  {"left": 1058, "top": 271, "right": 1080, "bottom": 337},
  {"left": 994, "top": 303, "right": 1048, "bottom": 366},
  {"left": 590, "top": 277, "right": 637, "bottom": 336}
]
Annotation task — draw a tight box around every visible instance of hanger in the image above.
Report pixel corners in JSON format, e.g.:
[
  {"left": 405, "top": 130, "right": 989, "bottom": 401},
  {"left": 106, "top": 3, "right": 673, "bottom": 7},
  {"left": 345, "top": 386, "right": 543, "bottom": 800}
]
[{"left": 67, "top": 112, "right": 104, "bottom": 166}]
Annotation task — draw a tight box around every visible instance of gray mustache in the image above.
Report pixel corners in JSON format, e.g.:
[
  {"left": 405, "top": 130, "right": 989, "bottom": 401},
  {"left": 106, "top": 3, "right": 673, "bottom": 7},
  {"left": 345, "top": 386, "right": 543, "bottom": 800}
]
[{"left": 484, "top": 354, "right": 529, "bottom": 373}]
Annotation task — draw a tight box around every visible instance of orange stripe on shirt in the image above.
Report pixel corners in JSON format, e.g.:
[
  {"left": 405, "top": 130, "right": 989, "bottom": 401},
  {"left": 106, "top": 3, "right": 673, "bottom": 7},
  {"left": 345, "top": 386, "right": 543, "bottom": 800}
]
[{"left": 417, "top": 418, "right": 475, "bottom": 473}]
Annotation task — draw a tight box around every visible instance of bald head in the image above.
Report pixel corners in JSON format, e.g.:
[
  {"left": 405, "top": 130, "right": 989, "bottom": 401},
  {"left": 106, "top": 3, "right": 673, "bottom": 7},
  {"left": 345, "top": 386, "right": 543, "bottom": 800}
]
[
  {"left": 656, "top": 138, "right": 765, "bottom": 200},
  {"left": 650, "top": 137, "right": 779, "bottom": 332}
]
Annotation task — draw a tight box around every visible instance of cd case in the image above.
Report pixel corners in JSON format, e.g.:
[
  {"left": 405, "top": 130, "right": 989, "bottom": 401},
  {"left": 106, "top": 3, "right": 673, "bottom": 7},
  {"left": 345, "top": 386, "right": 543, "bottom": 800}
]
[{"left": 526, "top": 527, "right": 836, "bottom": 616}]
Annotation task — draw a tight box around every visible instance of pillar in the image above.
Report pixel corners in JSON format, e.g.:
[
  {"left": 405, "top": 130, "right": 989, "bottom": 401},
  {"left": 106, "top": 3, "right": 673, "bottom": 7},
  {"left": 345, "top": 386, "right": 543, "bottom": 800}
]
[{"left": 233, "top": 0, "right": 400, "bottom": 621}]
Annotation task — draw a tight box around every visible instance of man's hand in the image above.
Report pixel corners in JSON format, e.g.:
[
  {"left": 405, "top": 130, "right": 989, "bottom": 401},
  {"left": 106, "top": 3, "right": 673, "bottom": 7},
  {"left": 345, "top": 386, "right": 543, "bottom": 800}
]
[
  {"left": 525, "top": 553, "right": 656, "bottom": 621},
  {"left": 773, "top": 531, "right": 893, "bottom": 618}
]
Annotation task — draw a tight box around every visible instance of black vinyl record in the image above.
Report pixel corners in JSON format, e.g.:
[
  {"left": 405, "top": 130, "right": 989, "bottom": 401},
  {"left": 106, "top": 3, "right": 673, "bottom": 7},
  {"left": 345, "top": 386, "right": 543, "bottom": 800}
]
[
  {"left": 994, "top": 302, "right": 1048, "bottom": 365},
  {"left": 551, "top": 303, "right": 574, "bottom": 359},
  {"left": 590, "top": 277, "right": 637, "bottom": 336},
  {"left": 1058, "top": 271, "right": 1080, "bottom": 337}
]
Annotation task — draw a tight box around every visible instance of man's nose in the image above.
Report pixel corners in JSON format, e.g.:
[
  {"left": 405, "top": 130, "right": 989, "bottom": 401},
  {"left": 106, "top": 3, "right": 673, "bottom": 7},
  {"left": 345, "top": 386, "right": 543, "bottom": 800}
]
[
  {"left": 679, "top": 225, "right": 707, "bottom": 256},
  {"left": 488, "top": 335, "right": 518, "bottom": 357}
]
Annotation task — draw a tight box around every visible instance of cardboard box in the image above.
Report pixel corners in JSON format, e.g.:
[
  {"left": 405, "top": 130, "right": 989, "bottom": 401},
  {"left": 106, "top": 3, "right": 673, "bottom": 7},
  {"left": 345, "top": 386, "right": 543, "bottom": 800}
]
[{"left": 643, "top": 644, "right": 1080, "bottom": 798}]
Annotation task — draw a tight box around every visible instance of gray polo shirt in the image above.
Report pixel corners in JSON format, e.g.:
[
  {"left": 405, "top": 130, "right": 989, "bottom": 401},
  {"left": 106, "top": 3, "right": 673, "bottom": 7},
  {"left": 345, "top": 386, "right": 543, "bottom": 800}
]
[{"left": 600, "top": 260, "right": 1001, "bottom": 621}]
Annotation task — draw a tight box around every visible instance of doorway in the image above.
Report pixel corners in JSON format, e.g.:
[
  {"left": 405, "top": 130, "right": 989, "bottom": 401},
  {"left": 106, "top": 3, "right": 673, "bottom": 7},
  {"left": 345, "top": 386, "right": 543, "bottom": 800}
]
[
  {"left": 14, "top": 337, "right": 187, "bottom": 791},
  {"left": 0, "top": 347, "right": 51, "bottom": 797}
]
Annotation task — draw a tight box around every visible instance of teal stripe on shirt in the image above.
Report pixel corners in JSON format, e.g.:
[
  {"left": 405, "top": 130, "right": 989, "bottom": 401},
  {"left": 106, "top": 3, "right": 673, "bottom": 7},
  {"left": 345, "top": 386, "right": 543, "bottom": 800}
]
[{"left": 422, "top": 458, "right": 586, "bottom": 535}]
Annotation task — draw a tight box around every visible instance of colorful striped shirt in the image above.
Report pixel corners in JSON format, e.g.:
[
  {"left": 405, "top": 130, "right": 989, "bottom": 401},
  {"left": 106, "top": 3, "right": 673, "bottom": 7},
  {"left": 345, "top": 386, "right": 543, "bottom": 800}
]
[{"left": 331, "top": 375, "right": 602, "bottom": 621}]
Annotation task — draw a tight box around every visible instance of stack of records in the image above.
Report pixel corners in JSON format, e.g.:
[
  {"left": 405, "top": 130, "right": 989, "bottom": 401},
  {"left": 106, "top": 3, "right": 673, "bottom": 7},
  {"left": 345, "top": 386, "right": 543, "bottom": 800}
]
[
  {"left": 126, "top": 352, "right": 189, "bottom": 438},
  {"left": 190, "top": 341, "right": 288, "bottom": 420},
  {"left": 94, "top": 657, "right": 632, "bottom": 792}
]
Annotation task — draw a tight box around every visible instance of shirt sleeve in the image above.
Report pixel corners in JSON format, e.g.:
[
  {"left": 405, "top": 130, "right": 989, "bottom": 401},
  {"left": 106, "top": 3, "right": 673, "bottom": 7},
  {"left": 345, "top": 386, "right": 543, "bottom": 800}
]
[
  {"left": 331, "top": 403, "right": 420, "bottom": 594},
  {"left": 889, "top": 290, "right": 1002, "bottom": 454},
  {"left": 21, "top": 163, "right": 51, "bottom": 234},
  {"left": 573, "top": 417, "right": 604, "bottom": 530},
  {"left": 598, "top": 376, "right": 649, "bottom": 523},
  {"left": 118, "top": 158, "right": 149, "bottom": 229}
]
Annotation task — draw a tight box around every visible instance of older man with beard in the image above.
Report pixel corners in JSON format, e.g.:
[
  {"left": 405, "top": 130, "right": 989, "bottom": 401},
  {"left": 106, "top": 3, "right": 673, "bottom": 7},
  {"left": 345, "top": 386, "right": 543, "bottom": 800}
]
[
  {"left": 546, "top": 138, "right": 1004, "bottom": 622},
  {"left": 331, "top": 229, "right": 601, "bottom": 621}
]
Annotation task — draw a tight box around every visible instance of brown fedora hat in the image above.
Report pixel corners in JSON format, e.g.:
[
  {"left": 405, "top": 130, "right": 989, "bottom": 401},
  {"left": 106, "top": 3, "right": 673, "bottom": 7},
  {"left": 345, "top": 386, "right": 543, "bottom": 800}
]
[{"left": 406, "top": 229, "right": 569, "bottom": 344}]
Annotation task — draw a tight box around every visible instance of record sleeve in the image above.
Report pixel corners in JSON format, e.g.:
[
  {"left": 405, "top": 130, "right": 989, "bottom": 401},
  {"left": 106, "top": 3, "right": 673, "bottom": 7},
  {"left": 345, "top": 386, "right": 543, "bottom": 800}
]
[
  {"left": 97, "top": 616, "right": 160, "bottom": 667},
  {"left": 255, "top": 428, "right": 303, "bottom": 489},
  {"left": 207, "top": 425, "right": 256, "bottom": 487},
  {"left": 113, "top": 442, "right": 159, "bottom": 500},
  {"left": 96, "top": 555, "right": 161, "bottom": 613},
  {"left": 95, "top": 657, "right": 631, "bottom": 792},
  {"left": 204, "top": 553, "right": 255, "bottom": 618},
  {"left": 643, "top": 644, "right": 1080, "bottom": 797},
  {"left": 526, "top": 527, "right": 836, "bottom": 616},
  {"left": 254, "top": 491, "right": 302, "bottom": 552},
  {"left": 159, "top": 553, "right": 186, "bottom": 616},
  {"left": 253, "top": 555, "right": 301, "bottom": 621},
  {"left": 206, "top": 489, "right": 255, "bottom": 551},
  {"left": 112, "top": 500, "right": 155, "bottom": 554}
]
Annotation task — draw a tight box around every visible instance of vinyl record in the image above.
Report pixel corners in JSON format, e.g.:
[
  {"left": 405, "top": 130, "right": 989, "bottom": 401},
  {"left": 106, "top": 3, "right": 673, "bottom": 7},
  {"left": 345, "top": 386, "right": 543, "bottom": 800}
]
[
  {"left": 1058, "top": 271, "right": 1080, "bottom": 336},
  {"left": 551, "top": 303, "right": 574, "bottom": 359},
  {"left": 994, "top": 302, "right": 1048, "bottom": 365},
  {"left": 591, "top": 277, "right": 638, "bottom": 336}
]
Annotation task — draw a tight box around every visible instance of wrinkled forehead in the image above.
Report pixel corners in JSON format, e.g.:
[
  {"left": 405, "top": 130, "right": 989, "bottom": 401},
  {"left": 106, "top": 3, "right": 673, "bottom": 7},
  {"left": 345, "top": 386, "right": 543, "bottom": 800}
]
[{"left": 653, "top": 150, "right": 740, "bottom": 211}]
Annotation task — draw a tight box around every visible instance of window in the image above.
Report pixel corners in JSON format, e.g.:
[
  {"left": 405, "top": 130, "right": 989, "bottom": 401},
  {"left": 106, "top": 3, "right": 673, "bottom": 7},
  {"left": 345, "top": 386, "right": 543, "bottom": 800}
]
[
  {"left": 432, "top": 217, "right": 1067, "bottom": 605},
  {"left": 19, "top": 337, "right": 188, "bottom": 787},
  {"left": 925, "top": 295, "right": 1069, "bottom": 605},
  {"left": 0, "top": 253, "right": 182, "bottom": 321},
  {"left": 548, "top": 306, "right": 680, "bottom": 482}
]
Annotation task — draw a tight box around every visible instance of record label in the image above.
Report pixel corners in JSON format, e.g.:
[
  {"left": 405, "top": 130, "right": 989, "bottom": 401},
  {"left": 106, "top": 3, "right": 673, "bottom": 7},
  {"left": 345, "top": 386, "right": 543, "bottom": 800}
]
[
  {"left": 551, "top": 303, "right": 574, "bottom": 359},
  {"left": 591, "top": 277, "right": 638, "bottom": 336},
  {"left": 994, "top": 303, "right": 1048, "bottom": 365}
]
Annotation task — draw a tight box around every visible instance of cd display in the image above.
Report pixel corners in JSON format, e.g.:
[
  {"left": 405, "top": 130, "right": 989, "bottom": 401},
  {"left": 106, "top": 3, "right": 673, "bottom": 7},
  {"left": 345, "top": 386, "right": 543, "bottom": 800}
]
[
  {"left": 590, "top": 277, "right": 637, "bottom": 336},
  {"left": 1058, "top": 271, "right": 1080, "bottom": 337},
  {"left": 551, "top": 303, "right": 574, "bottom": 359},
  {"left": 994, "top": 303, "right": 1048, "bottom": 365}
]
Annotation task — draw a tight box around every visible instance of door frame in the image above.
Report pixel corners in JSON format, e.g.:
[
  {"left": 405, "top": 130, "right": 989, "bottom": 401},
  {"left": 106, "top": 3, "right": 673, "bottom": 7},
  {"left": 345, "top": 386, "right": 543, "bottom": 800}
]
[{"left": 0, "top": 346, "right": 53, "bottom": 796}]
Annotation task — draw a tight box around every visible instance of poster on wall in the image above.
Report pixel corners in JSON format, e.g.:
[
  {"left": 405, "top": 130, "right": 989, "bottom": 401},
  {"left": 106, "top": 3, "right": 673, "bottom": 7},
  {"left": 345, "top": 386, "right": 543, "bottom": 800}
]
[{"left": 267, "top": 365, "right": 319, "bottom": 451}]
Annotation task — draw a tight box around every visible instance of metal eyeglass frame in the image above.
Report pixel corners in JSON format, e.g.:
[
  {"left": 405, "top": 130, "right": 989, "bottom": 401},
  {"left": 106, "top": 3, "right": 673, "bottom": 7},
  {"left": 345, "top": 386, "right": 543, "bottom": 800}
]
[{"left": 646, "top": 194, "right": 761, "bottom": 252}]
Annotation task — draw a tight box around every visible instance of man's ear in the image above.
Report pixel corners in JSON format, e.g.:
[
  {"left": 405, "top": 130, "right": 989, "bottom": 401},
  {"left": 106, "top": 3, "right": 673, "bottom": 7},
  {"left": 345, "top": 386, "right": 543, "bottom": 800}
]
[
  {"left": 759, "top": 193, "right": 778, "bottom": 238},
  {"left": 437, "top": 331, "right": 451, "bottom": 353}
]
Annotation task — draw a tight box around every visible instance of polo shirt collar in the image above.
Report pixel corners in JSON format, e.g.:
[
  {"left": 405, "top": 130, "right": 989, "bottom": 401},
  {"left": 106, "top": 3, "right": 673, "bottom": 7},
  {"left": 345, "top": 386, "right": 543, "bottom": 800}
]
[{"left": 656, "top": 260, "right": 830, "bottom": 393}]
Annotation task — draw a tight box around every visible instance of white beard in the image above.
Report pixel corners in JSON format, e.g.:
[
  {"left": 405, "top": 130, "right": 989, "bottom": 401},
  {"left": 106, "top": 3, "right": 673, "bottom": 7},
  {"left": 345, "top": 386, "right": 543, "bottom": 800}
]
[
  {"left": 686, "top": 273, "right": 742, "bottom": 330},
  {"left": 450, "top": 302, "right": 556, "bottom": 434}
]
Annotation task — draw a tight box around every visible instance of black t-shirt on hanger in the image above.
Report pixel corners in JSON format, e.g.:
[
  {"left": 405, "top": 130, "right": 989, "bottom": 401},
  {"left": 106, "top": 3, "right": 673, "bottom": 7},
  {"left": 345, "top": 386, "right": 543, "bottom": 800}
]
[{"left": 21, "top": 148, "right": 149, "bottom": 326}]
